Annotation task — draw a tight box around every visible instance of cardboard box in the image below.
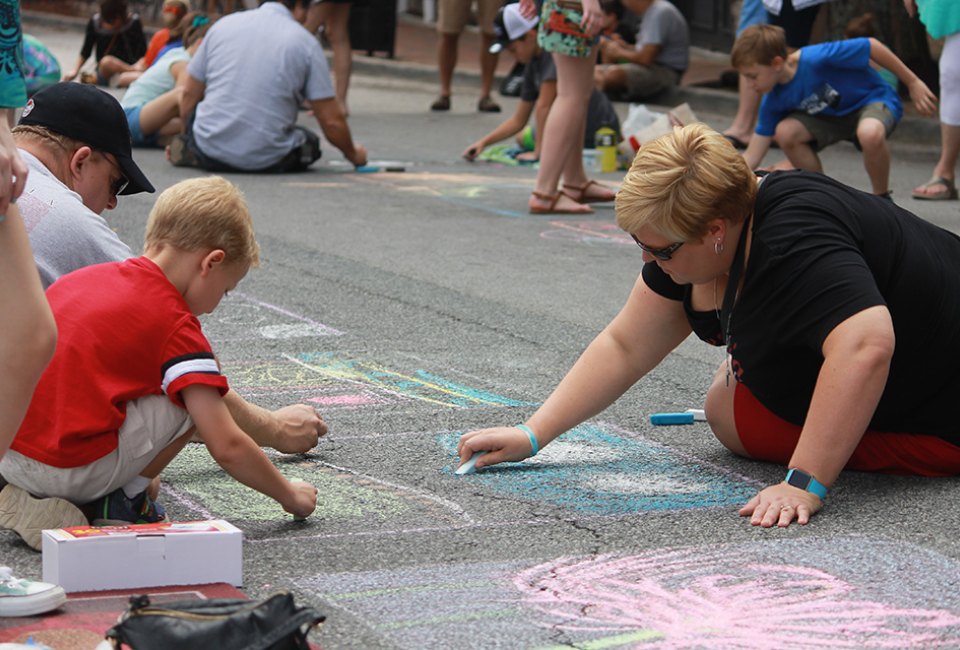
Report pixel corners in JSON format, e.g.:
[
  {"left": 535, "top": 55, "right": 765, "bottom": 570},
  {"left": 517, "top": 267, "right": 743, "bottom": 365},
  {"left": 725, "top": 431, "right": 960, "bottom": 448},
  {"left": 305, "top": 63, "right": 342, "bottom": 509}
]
[{"left": 42, "top": 520, "right": 243, "bottom": 593}]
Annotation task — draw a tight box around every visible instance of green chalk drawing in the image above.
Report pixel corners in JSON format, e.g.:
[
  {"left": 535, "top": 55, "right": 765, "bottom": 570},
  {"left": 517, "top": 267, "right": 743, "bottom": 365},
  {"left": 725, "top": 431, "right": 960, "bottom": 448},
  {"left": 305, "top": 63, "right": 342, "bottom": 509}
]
[{"left": 164, "top": 446, "right": 409, "bottom": 522}]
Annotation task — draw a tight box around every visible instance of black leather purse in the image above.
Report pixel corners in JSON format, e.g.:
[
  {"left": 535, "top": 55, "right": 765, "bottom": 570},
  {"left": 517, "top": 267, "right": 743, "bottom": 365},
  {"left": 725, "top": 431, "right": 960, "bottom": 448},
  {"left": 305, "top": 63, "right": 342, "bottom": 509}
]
[{"left": 104, "top": 590, "right": 325, "bottom": 650}]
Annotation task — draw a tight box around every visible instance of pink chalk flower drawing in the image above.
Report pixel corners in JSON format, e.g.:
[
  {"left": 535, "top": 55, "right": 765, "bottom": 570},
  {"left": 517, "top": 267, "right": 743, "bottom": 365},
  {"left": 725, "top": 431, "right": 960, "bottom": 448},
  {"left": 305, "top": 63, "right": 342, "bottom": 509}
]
[{"left": 513, "top": 548, "right": 960, "bottom": 648}]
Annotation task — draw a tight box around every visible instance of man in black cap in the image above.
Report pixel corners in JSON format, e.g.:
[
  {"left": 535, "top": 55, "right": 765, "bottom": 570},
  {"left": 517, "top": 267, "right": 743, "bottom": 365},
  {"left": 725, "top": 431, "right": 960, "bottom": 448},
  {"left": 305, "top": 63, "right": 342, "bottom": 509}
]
[
  {"left": 13, "top": 83, "right": 153, "bottom": 288},
  {"left": 13, "top": 83, "right": 325, "bottom": 454}
]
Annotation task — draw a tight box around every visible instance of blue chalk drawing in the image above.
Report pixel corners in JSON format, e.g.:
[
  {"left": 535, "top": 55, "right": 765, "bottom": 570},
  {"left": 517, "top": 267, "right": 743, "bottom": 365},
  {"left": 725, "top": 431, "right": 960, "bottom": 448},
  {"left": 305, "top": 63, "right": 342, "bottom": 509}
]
[{"left": 441, "top": 422, "right": 759, "bottom": 514}]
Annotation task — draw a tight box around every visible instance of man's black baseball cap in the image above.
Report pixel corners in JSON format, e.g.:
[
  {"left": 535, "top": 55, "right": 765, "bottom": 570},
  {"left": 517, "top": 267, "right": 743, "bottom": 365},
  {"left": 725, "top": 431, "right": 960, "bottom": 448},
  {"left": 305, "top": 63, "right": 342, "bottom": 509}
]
[{"left": 19, "top": 83, "right": 154, "bottom": 195}]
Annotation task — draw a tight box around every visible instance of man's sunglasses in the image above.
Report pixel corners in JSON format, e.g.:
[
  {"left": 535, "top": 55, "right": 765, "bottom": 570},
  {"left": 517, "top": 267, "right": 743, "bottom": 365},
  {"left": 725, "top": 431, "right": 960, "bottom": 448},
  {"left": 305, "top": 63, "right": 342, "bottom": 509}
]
[
  {"left": 630, "top": 234, "right": 684, "bottom": 261},
  {"left": 101, "top": 153, "right": 129, "bottom": 197}
]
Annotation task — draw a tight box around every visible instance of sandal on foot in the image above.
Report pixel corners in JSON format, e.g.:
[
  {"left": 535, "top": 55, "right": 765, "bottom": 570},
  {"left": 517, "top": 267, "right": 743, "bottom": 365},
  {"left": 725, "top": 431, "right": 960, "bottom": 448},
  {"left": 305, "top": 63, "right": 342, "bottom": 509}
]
[
  {"left": 911, "top": 176, "right": 957, "bottom": 201},
  {"left": 563, "top": 180, "right": 616, "bottom": 204},
  {"left": 478, "top": 96, "right": 501, "bottom": 113},
  {"left": 529, "top": 190, "right": 593, "bottom": 215},
  {"left": 722, "top": 134, "right": 748, "bottom": 150},
  {"left": 430, "top": 95, "right": 451, "bottom": 111}
]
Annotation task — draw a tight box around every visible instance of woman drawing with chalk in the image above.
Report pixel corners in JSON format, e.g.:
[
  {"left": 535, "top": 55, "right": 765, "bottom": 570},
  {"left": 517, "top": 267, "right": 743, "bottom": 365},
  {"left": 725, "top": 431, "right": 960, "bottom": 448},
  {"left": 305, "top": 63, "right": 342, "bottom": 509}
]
[{"left": 458, "top": 123, "right": 960, "bottom": 527}]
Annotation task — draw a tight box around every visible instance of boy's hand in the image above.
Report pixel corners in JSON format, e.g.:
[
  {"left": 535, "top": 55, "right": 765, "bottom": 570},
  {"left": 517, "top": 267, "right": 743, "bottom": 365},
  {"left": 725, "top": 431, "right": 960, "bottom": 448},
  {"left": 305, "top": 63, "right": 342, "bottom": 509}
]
[
  {"left": 908, "top": 79, "right": 937, "bottom": 117},
  {"left": 463, "top": 141, "right": 485, "bottom": 161},
  {"left": 284, "top": 479, "right": 318, "bottom": 519}
]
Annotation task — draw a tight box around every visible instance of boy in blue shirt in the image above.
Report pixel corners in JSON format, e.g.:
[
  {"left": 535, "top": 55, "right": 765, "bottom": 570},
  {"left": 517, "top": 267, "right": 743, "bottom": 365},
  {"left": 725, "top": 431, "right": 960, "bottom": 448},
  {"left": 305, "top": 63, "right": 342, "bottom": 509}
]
[{"left": 734, "top": 24, "right": 937, "bottom": 197}]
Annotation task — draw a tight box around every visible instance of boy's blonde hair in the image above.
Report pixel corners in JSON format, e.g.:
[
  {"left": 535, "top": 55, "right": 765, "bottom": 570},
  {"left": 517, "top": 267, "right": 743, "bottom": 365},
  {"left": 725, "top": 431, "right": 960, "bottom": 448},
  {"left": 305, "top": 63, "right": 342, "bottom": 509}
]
[
  {"left": 145, "top": 176, "right": 260, "bottom": 268},
  {"left": 731, "top": 24, "right": 788, "bottom": 69},
  {"left": 615, "top": 123, "right": 756, "bottom": 241}
]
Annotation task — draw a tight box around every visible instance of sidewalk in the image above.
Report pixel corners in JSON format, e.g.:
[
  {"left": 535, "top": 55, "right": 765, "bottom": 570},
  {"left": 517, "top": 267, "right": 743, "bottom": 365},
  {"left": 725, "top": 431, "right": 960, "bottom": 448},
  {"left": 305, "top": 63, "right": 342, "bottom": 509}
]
[{"left": 21, "top": 5, "right": 940, "bottom": 146}]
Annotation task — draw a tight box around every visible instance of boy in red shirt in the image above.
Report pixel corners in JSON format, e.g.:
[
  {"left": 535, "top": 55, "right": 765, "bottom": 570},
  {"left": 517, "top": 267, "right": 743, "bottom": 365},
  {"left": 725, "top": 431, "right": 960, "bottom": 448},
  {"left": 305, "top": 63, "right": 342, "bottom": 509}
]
[{"left": 0, "top": 176, "right": 318, "bottom": 550}]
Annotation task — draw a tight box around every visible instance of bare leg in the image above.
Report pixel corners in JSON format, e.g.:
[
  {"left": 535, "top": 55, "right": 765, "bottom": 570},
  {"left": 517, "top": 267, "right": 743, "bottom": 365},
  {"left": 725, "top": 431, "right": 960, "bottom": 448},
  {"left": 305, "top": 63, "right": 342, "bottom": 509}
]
[
  {"left": 913, "top": 123, "right": 960, "bottom": 196},
  {"left": 704, "top": 360, "right": 750, "bottom": 457},
  {"left": 529, "top": 53, "right": 596, "bottom": 213},
  {"left": 436, "top": 32, "right": 459, "bottom": 101},
  {"left": 97, "top": 55, "right": 136, "bottom": 84},
  {"left": 774, "top": 117, "right": 822, "bottom": 173},
  {"left": 478, "top": 32, "right": 498, "bottom": 103},
  {"left": 137, "top": 87, "right": 185, "bottom": 145},
  {"left": 855, "top": 118, "right": 890, "bottom": 195},
  {"left": 723, "top": 75, "right": 761, "bottom": 145},
  {"left": 305, "top": 3, "right": 351, "bottom": 113},
  {"left": 0, "top": 203, "right": 57, "bottom": 460}
]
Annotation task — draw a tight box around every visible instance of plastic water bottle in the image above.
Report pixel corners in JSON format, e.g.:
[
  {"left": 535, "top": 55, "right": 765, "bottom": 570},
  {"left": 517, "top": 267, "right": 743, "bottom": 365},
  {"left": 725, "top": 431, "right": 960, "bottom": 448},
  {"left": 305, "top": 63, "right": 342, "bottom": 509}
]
[{"left": 595, "top": 125, "right": 617, "bottom": 173}]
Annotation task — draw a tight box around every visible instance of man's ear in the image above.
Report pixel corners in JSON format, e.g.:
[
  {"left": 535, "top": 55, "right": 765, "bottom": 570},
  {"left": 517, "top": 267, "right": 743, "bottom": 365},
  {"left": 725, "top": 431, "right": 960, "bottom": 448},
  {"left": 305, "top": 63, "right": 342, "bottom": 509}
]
[
  {"left": 199, "top": 249, "right": 227, "bottom": 275},
  {"left": 68, "top": 145, "right": 95, "bottom": 183}
]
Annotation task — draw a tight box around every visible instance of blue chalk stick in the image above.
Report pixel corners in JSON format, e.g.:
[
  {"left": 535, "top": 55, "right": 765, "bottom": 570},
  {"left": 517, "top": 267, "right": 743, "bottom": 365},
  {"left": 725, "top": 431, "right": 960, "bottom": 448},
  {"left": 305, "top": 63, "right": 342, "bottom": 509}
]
[
  {"left": 650, "top": 412, "right": 696, "bottom": 425},
  {"left": 455, "top": 451, "right": 488, "bottom": 475},
  {"left": 355, "top": 165, "right": 380, "bottom": 173}
]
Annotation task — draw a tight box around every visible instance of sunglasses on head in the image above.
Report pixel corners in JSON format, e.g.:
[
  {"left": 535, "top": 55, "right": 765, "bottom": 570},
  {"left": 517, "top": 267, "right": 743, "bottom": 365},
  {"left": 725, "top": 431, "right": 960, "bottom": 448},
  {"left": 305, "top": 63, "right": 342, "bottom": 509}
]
[{"left": 630, "top": 234, "right": 684, "bottom": 261}]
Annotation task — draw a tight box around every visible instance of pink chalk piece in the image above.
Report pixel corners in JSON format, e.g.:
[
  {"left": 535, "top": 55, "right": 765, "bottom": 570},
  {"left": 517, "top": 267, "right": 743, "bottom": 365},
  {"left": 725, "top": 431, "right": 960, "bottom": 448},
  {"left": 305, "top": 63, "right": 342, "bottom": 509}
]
[{"left": 308, "top": 394, "right": 381, "bottom": 406}]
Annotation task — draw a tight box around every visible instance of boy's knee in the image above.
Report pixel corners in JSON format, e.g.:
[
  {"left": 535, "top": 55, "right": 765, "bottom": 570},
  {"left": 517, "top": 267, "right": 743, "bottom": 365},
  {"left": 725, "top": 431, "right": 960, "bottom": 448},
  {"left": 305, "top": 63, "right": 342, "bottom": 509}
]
[
  {"left": 773, "top": 119, "right": 806, "bottom": 147},
  {"left": 856, "top": 120, "right": 887, "bottom": 150}
]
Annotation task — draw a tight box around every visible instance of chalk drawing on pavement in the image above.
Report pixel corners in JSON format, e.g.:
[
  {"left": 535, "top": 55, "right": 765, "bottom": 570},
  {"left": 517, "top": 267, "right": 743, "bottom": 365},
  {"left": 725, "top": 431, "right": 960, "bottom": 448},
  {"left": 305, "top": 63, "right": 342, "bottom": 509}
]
[
  {"left": 439, "top": 422, "right": 759, "bottom": 515},
  {"left": 540, "top": 220, "right": 633, "bottom": 247},
  {"left": 161, "top": 445, "right": 472, "bottom": 527},
  {"left": 516, "top": 540, "right": 960, "bottom": 649},
  {"left": 298, "top": 538, "right": 960, "bottom": 649},
  {"left": 281, "top": 352, "right": 535, "bottom": 410},
  {"left": 204, "top": 292, "right": 342, "bottom": 342},
  {"left": 215, "top": 352, "right": 533, "bottom": 412}
]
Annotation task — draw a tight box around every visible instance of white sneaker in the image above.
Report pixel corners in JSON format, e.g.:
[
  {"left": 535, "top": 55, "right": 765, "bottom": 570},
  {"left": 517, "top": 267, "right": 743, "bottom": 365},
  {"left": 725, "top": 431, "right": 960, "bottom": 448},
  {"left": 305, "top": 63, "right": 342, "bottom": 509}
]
[{"left": 0, "top": 567, "right": 66, "bottom": 617}]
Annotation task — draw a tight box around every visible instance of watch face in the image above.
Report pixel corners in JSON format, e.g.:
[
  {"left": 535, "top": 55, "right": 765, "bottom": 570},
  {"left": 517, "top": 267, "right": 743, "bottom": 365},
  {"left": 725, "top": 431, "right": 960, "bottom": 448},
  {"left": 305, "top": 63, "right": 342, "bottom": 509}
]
[{"left": 786, "top": 469, "right": 810, "bottom": 490}]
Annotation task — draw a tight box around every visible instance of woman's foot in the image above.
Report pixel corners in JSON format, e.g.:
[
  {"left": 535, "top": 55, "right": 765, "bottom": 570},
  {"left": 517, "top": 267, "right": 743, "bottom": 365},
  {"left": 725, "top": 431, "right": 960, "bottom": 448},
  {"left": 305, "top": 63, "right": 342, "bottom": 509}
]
[
  {"left": 563, "top": 180, "right": 616, "bottom": 203},
  {"left": 529, "top": 191, "right": 593, "bottom": 214},
  {"left": 911, "top": 176, "right": 957, "bottom": 201}
]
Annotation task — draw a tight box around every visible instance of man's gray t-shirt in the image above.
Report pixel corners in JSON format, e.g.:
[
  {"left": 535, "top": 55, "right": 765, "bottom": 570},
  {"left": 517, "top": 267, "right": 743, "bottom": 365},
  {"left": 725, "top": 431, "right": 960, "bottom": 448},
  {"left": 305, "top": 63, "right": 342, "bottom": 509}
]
[
  {"left": 187, "top": 2, "right": 335, "bottom": 170},
  {"left": 19, "top": 149, "right": 132, "bottom": 288},
  {"left": 636, "top": 0, "right": 690, "bottom": 73}
]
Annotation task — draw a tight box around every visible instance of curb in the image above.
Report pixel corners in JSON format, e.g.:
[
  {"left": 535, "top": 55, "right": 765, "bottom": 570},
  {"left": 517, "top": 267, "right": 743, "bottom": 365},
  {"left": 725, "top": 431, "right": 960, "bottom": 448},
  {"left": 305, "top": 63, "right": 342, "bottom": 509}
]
[{"left": 22, "top": 9, "right": 942, "bottom": 148}]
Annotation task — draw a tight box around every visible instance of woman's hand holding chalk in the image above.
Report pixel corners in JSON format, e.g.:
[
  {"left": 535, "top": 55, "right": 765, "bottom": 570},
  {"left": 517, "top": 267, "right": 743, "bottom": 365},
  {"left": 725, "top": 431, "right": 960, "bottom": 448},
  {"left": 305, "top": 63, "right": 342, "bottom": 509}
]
[{"left": 456, "top": 451, "right": 488, "bottom": 475}]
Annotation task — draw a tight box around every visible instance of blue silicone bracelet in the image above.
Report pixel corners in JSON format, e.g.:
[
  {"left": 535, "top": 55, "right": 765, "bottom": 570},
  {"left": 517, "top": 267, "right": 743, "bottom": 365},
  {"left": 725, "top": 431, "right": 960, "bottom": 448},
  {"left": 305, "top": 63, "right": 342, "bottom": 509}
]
[{"left": 516, "top": 424, "right": 539, "bottom": 457}]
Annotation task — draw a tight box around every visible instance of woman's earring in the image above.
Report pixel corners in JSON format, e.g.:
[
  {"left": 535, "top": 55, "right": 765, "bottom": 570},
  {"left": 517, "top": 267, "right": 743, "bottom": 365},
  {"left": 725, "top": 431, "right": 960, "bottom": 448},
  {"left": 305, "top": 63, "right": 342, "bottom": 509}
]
[{"left": 715, "top": 239, "right": 724, "bottom": 255}]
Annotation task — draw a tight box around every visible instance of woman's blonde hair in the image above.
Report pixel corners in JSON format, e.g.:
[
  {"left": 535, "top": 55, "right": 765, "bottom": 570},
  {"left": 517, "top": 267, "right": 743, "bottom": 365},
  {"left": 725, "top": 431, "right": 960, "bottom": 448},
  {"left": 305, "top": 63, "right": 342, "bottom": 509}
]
[
  {"left": 615, "top": 123, "right": 756, "bottom": 241},
  {"left": 144, "top": 176, "right": 260, "bottom": 268}
]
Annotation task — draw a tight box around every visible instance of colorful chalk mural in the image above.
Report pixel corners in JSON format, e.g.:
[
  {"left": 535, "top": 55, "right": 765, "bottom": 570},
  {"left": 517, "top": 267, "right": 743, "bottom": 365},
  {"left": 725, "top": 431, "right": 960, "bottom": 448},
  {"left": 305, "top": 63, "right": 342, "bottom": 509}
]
[
  {"left": 300, "top": 538, "right": 960, "bottom": 649},
  {"left": 440, "top": 422, "right": 759, "bottom": 514}
]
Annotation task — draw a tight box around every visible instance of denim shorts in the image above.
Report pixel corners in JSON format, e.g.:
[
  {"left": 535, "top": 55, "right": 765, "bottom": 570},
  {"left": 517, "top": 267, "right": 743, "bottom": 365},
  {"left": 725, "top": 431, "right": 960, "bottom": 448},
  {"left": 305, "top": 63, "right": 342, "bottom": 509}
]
[
  {"left": 538, "top": 0, "right": 598, "bottom": 59},
  {"left": 124, "top": 105, "right": 160, "bottom": 148}
]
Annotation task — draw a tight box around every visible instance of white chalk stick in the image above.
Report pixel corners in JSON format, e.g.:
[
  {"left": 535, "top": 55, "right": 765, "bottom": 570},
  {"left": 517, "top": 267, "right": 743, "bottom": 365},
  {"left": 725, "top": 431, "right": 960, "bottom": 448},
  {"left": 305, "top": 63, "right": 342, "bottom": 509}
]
[{"left": 455, "top": 451, "right": 488, "bottom": 476}]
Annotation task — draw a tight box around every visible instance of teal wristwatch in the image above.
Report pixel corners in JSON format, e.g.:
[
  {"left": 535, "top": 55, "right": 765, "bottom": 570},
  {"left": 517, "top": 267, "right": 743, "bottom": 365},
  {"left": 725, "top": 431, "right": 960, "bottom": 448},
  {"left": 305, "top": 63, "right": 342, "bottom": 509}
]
[{"left": 785, "top": 468, "right": 828, "bottom": 499}]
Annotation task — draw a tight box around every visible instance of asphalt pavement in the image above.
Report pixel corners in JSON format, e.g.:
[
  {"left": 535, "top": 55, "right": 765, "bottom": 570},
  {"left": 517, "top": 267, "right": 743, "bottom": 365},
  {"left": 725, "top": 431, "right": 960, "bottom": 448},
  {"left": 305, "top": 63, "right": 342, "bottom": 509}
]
[{"left": 3, "top": 15, "right": 960, "bottom": 650}]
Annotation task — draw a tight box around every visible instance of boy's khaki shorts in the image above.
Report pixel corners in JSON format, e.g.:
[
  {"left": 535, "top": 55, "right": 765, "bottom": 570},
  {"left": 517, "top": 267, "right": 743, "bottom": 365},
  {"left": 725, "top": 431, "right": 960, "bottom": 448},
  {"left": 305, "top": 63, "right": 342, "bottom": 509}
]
[
  {"left": 437, "top": 0, "right": 502, "bottom": 35},
  {"left": 787, "top": 102, "right": 897, "bottom": 152},
  {"left": 0, "top": 395, "right": 193, "bottom": 504}
]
